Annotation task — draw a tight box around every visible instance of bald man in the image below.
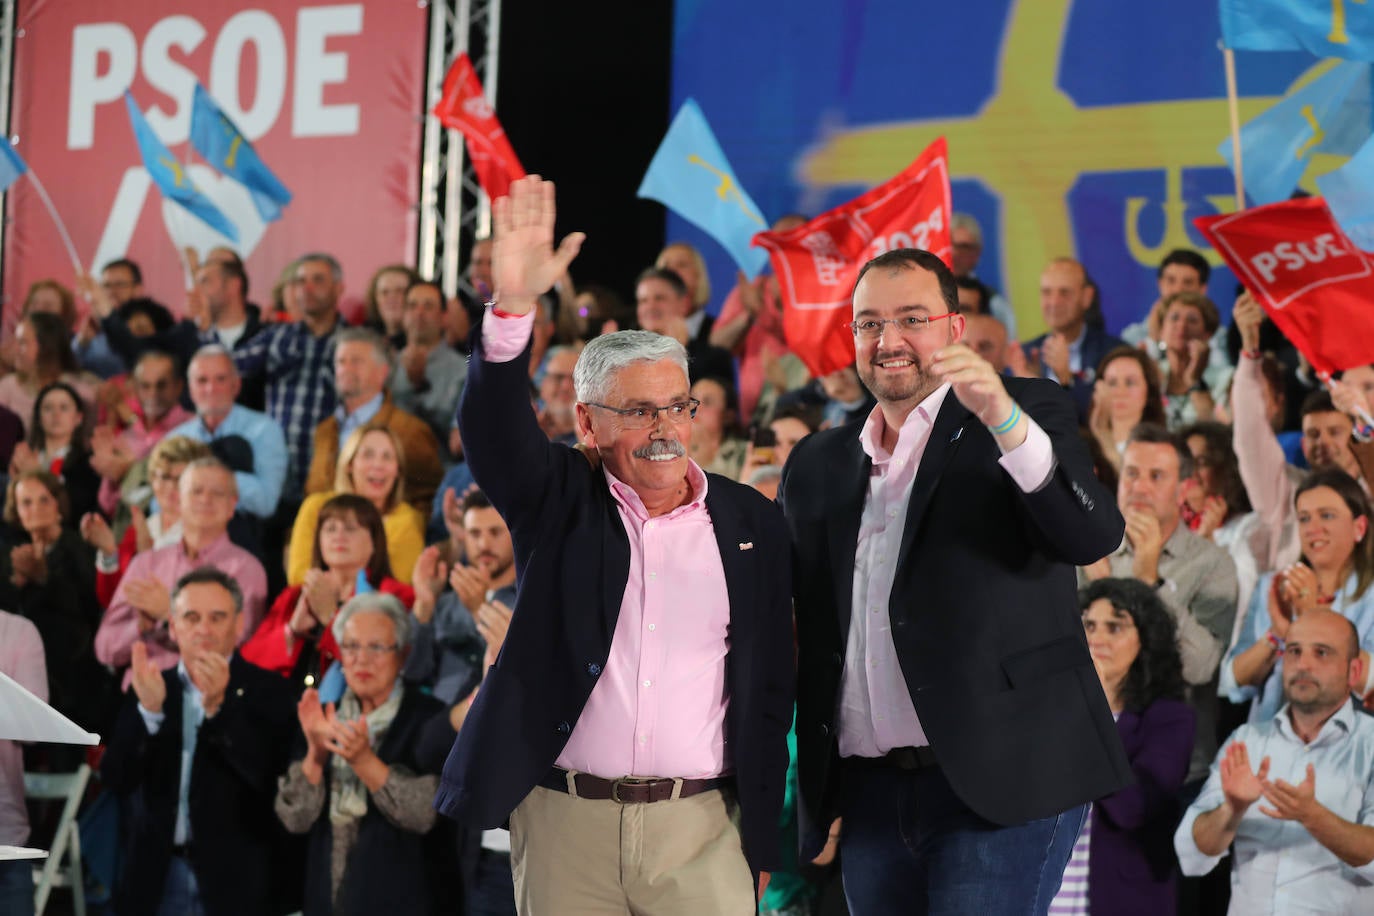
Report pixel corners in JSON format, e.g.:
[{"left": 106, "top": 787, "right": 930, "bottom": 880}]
[{"left": 1021, "top": 258, "right": 1124, "bottom": 421}]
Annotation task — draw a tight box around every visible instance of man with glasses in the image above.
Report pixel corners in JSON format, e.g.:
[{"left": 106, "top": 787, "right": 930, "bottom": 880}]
[
  {"left": 435, "top": 176, "right": 794, "bottom": 914},
  {"left": 778, "top": 247, "right": 1129, "bottom": 914}
]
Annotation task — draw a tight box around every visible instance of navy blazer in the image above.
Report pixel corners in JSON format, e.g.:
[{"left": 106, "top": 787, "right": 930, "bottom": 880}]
[
  {"left": 780, "top": 376, "right": 1133, "bottom": 858},
  {"left": 435, "top": 335, "right": 795, "bottom": 873},
  {"left": 1023, "top": 325, "right": 1125, "bottom": 421},
  {"left": 1089, "top": 699, "right": 1195, "bottom": 916}
]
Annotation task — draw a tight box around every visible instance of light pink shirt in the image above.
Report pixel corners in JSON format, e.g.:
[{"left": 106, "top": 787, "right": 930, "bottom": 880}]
[
  {"left": 95, "top": 532, "right": 267, "bottom": 687},
  {"left": 0, "top": 611, "right": 47, "bottom": 844},
  {"left": 482, "top": 306, "right": 734, "bottom": 779},
  {"left": 97, "top": 403, "right": 195, "bottom": 515},
  {"left": 839, "top": 384, "right": 1057, "bottom": 757}
]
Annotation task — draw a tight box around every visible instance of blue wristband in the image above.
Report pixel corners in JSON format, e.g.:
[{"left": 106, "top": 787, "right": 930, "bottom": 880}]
[{"left": 990, "top": 403, "right": 1021, "bottom": 435}]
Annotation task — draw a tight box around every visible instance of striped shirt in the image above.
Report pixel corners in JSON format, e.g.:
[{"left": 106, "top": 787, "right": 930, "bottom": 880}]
[
  {"left": 232, "top": 317, "right": 341, "bottom": 493},
  {"left": 1048, "top": 802, "right": 1092, "bottom": 915}
]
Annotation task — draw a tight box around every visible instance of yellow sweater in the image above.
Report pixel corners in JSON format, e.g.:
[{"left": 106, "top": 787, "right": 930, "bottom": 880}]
[{"left": 286, "top": 491, "right": 425, "bottom": 586}]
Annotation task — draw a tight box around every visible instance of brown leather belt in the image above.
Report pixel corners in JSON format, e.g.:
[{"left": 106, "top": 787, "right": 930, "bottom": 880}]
[
  {"left": 539, "top": 767, "right": 728, "bottom": 804},
  {"left": 844, "top": 745, "right": 939, "bottom": 771}
]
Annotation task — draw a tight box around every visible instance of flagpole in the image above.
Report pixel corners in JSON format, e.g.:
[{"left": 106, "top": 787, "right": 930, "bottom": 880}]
[
  {"left": 1222, "top": 46, "right": 1246, "bottom": 211},
  {"left": 23, "top": 171, "right": 82, "bottom": 273}
]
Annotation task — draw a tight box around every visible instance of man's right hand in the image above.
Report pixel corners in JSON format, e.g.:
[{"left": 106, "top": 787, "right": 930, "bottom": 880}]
[
  {"left": 1219, "top": 741, "right": 1268, "bottom": 816},
  {"left": 80, "top": 512, "right": 117, "bottom": 555},
  {"left": 131, "top": 641, "right": 167, "bottom": 714},
  {"left": 490, "top": 175, "right": 585, "bottom": 313},
  {"left": 1233, "top": 292, "right": 1263, "bottom": 353},
  {"left": 411, "top": 546, "right": 448, "bottom": 624},
  {"left": 450, "top": 563, "right": 491, "bottom": 615}
]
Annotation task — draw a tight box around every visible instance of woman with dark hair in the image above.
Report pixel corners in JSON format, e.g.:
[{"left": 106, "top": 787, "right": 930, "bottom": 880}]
[
  {"left": 1047, "top": 578, "right": 1194, "bottom": 916},
  {"left": 1088, "top": 346, "right": 1167, "bottom": 472},
  {"left": 0, "top": 311, "right": 98, "bottom": 433},
  {"left": 9, "top": 382, "right": 101, "bottom": 524},
  {"left": 363, "top": 264, "right": 420, "bottom": 349},
  {"left": 1222, "top": 468, "right": 1374, "bottom": 722},
  {"left": 688, "top": 376, "right": 747, "bottom": 479},
  {"left": 1157, "top": 291, "right": 1227, "bottom": 429},
  {"left": 1179, "top": 420, "right": 1259, "bottom": 632},
  {"left": 243, "top": 494, "right": 415, "bottom": 689}
]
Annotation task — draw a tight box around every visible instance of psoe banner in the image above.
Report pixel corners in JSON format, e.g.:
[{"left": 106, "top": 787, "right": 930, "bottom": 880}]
[{"left": 2, "top": 0, "right": 428, "bottom": 329}]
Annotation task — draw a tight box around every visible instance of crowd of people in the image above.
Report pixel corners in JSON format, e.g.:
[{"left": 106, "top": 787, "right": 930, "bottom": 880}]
[{"left": 0, "top": 194, "right": 1372, "bottom": 916}]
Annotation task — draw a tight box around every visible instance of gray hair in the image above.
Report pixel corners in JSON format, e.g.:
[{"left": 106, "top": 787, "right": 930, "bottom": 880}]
[
  {"left": 297, "top": 251, "right": 343, "bottom": 282},
  {"left": 335, "top": 327, "right": 396, "bottom": 373},
  {"left": 182, "top": 455, "right": 239, "bottom": 499},
  {"left": 950, "top": 212, "right": 983, "bottom": 246},
  {"left": 188, "top": 343, "right": 239, "bottom": 377},
  {"left": 331, "top": 591, "right": 414, "bottom": 653},
  {"left": 573, "top": 330, "right": 689, "bottom": 404}
]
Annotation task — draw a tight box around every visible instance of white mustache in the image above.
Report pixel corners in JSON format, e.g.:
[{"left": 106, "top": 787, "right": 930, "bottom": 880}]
[{"left": 633, "top": 440, "right": 686, "bottom": 459}]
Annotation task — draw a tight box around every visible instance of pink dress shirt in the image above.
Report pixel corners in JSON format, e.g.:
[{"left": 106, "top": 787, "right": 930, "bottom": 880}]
[
  {"left": 96, "top": 403, "right": 194, "bottom": 515},
  {"left": 839, "top": 384, "right": 1057, "bottom": 757},
  {"left": 0, "top": 611, "right": 47, "bottom": 845},
  {"left": 95, "top": 532, "right": 267, "bottom": 687},
  {"left": 483, "top": 306, "right": 734, "bottom": 779}
]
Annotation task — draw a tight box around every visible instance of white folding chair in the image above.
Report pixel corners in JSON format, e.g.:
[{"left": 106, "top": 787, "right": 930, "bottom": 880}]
[{"left": 24, "top": 763, "right": 90, "bottom": 916}]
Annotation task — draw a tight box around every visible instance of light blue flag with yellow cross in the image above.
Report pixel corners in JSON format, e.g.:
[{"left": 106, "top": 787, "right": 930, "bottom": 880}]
[
  {"left": 637, "top": 99, "right": 769, "bottom": 277},
  {"left": 0, "top": 139, "right": 27, "bottom": 192},
  {"left": 189, "top": 83, "right": 292, "bottom": 223},
  {"left": 1218, "top": 61, "right": 1371, "bottom": 205},
  {"left": 1220, "top": 0, "right": 1374, "bottom": 60},
  {"left": 124, "top": 92, "right": 238, "bottom": 242}
]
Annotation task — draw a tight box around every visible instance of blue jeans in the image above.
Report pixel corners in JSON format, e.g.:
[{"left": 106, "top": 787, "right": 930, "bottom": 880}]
[
  {"left": 467, "top": 848, "right": 518, "bottom": 916},
  {"left": 0, "top": 860, "right": 35, "bottom": 916},
  {"left": 157, "top": 855, "right": 205, "bottom": 916},
  {"left": 838, "top": 759, "right": 1087, "bottom": 916}
]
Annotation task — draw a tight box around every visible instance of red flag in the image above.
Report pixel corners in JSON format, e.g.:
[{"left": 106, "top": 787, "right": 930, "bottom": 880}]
[
  {"left": 1194, "top": 197, "right": 1374, "bottom": 375},
  {"left": 432, "top": 53, "right": 526, "bottom": 201},
  {"left": 752, "top": 138, "right": 952, "bottom": 377}
]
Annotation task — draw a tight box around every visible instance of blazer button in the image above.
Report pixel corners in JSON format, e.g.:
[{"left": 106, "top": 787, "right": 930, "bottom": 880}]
[
  {"left": 557, "top": 721, "right": 571, "bottom": 735},
  {"left": 819, "top": 723, "right": 830, "bottom": 737},
  {"left": 830, "top": 652, "right": 842, "bottom": 666},
  {"left": 586, "top": 663, "right": 601, "bottom": 676}
]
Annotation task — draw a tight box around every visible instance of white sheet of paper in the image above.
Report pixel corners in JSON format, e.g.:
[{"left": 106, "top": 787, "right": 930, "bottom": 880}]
[
  {"left": 0, "top": 845, "right": 48, "bottom": 861},
  {"left": 0, "top": 671, "right": 100, "bottom": 744}
]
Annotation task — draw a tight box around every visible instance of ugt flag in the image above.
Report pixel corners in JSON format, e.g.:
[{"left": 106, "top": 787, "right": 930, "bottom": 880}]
[
  {"left": 1194, "top": 196, "right": 1374, "bottom": 374},
  {"left": 189, "top": 83, "right": 292, "bottom": 223},
  {"left": 1218, "top": 61, "right": 1370, "bottom": 206},
  {"left": 124, "top": 92, "right": 238, "bottom": 242},
  {"left": 432, "top": 53, "right": 525, "bottom": 201},
  {"left": 0, "top": 140, "right": 27, "bottom": 193},
  {"left": 1221, "top": 0, "right": 1374, "bottom": 61},
  {"left": 637, "top": 99, "right": 769, "bottom": 277},
  {"left": 752, "top": 137, "right": 952, "bottom": 377}
]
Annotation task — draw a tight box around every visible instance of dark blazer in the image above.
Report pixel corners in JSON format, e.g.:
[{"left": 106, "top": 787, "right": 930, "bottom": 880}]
[
  {"left": 1022, "top": 326, "right": 1125, "bottom": 420},
  {"left": 778, "top": 376, "right": 1132, "bottom": 857},
  {"left": 296, "top": 687, "right": 460, "bottom": 916},
  {"left": 101, "top": 653, "right": 301, "bottom": 916},
  {"left": 1090, "top": 699, "right": 1195, "bottom": 916},
  {"left": 436, "top": 335, "right": 795, "bottom": 873}
]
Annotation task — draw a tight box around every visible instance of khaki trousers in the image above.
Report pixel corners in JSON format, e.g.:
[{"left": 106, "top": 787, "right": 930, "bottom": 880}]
[{"left": 508, "top": 784, "right": 755, "bottom": 915}]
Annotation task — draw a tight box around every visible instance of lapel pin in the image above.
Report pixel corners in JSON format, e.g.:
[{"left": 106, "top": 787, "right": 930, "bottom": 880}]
[
  {"left": 738, "top": 542, "right": 754, "bottom": 551},
  {"left": 950, "top": 427, "right": 964, "bottom": 443}
]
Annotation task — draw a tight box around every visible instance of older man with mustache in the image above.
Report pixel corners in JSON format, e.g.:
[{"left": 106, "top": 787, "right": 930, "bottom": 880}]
[{"left": 434, "top": 176, "right": 795, "bottom": 914}]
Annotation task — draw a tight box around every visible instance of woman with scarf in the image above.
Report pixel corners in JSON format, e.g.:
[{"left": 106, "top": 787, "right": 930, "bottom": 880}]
[{"left": 275, "top": 592, "right": 459, "bottom": 915}]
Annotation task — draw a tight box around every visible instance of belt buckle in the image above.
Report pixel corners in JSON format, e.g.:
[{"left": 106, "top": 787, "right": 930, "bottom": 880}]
[{"left": 610, "top": 776, "right": 654, "bottom": 804}]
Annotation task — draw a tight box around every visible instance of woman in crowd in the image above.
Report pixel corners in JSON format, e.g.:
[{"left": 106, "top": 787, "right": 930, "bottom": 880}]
[
  {"left": 1222, "top": 468, "right": 1374, "bottom": 722},
  {"left": 275, "top": 592, "right": 458, "bottom": 915},
  {"left": 1158, "top": 291, "right": 1227, "bottom": 429},
  {"left": 656, "top": 241, "right": 712, "bottom": 314},
  {"left": 1179, "top": 421, "right": 1259, "bottom": 633},
  {"left": 1051, "top": 578, "right": 1194, "bottom": 916},
  {"left": 0, "top": 311, "right": 98, "bottom": 434},
  {"left": 288, "top": 424, "right": 424, "bottom": 586},
  {"left": 363, "top": 264, "right": 420, "bottom": 350},
  {"left": 0, "top": 470, "right": 111, "bottom": 734},
  {"left": 10, "top": 382, "right": 100, "bottom": 524},
  {"left": 688, "top": 376, "right": 747, "bottom": 479},
  {"left": 1088, "top": 346, "right": 1167, "bottom": 472},
  {"left": 80, "top": 435, "right": 211, "bottom": 606},
  {"left": 245, "top": 494, "right": 414, "bottom": 688}
]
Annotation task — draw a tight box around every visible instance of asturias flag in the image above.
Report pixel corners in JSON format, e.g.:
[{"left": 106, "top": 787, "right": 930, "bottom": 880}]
[
  {"left": 752, "top": 137, "right": 952, "bottom": 377},
  {"left": 124, "top": 92, "right": 238, "bottom": 242},
  {"left": 432, "top": 53, "right": 526, "bottom": 201},
  {"left": 637, "top": 99, "right": 769, "bottom": 278},
  {"left": 0, "top": 140, "right": 27, "bottom": 193},
  {"left": 1221, "top": 0, "right": 1374, "bottom": 61},
  {"left": 189, "top": 83, "right": 292, "bottom": 223}
]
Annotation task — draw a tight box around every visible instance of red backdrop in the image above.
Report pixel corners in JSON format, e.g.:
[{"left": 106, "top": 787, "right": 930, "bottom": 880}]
[{"left": 2, "top": 0, "right": 429, "bottom": 331}]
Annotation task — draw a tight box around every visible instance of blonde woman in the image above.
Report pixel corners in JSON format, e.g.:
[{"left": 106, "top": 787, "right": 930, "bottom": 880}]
[{"left": 287, "top": 423, "right": 424, "bottom": 585}]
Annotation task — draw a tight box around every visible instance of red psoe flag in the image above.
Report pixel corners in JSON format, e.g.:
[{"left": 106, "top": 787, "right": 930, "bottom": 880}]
[
  {"left": 752, "top": 138, "right": 952, "bottom": 377},
  {"left": 1194, "top": 197, "right": 1374, "bottom": 375},
  {"left": 432, "top": 53, "right": 526, "bottom": 201}
]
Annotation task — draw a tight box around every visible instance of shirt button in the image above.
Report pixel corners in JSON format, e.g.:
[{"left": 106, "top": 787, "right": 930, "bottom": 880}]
[
  {"left": 649, "top": 572, "right": 657, "bottom": 579},
  {"left": 642, "top": 679, "right": 652, "bottom": 687},
  {"left": 648, "top": 624, "right": 656, "bottom": 632},
  {"left": 639, "top": 736, "right": 647, "bottom": 745}
]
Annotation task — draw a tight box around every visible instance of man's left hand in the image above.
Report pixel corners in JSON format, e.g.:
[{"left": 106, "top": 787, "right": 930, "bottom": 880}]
[
  {"left": 186, "top": 652, "right": 230, "bottom": 716},
  {"left": 1260, "top": 764, "right": 1320, "bottom": 826},
  {"left": 1125, "top": 510, "right": 1164, "bottom": 583}
]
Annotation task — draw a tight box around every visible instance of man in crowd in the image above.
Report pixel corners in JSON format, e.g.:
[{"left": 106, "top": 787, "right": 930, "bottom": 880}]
[
  {"left": 1176, "top": 610, "right": 1374, "bottom": 912},
  {"left": 1022, "top": 257, "right": 1124, "bottom": 421},
  {"left": 1082, "top": 424, "right": 1239, "bottom": 785},
  {"left": 535, "top": 345, "right": 580, "bottom": 444},
  {"left": 95, "top": 458, "right": 268, "bottom": 684},
  {"left": 949, "top": 212, "right": 1017, "bottom": 336},
  {"left": 963, "top": 312, "right": 1011, "bottom": 374},
  {"left": 102, "top": 567, "right": 299, "bottom": 916},
  {"left": 305, "top": 328, "right": 443, "bottom": 510},
  {"left": 1121, "top": 248, "right": 1210, "bottom": 348},
  {"left": 170, "top": 346, "right": 288, "bottom": 523},
  {"left": 93, "top": 349, "right": 193, "bottom": 516},
  {"left": 634, "top": 266, "right": 736, "bottom": 386},
  {"left": 390, "top": 280, "right": 467, "bottom": 457},
  {"left": 436, "top": 176, "right": 794, "bottom": 913},
  {"left": 779, "top": 247, "right": 1129, "bottom": 912}
]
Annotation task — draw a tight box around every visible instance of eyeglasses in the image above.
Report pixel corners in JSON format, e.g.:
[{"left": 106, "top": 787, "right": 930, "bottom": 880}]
[
  {"left": 339, "top": 642, "right": 398, "bottom": 659},
  {"left": 849, "top": 313, "right": 955, "bottom": 340},
  {"left": 1082, "top": 619, "right": 1136, "bottom": 638},
  {"left": 585, "top": 398, "right": 699, "bottom": 429}
]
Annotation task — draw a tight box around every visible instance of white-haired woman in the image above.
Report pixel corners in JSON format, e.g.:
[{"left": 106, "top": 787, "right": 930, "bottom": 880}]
[{"left": 275, "top": 593, "right": 459, "bottom": 915}]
